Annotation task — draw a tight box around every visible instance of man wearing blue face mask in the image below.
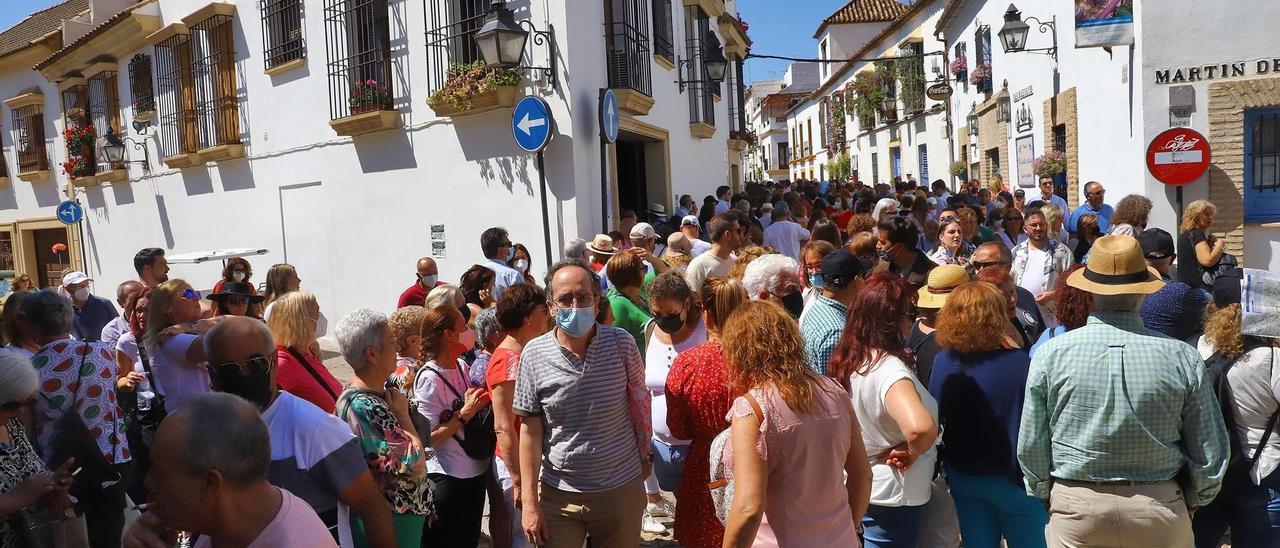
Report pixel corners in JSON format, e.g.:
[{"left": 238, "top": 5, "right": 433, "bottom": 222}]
[
  {"left": 800, "top": 249, "right": 871, "bottom": 374},
  {"left": 479, "top": 227, "right": 525, "bottom": 302},
  {"left": 512, "top": 259, "right": 652, "bottom": 547},
  {"left": 397, "top": 257, "right": 443, "bottom": 309}
]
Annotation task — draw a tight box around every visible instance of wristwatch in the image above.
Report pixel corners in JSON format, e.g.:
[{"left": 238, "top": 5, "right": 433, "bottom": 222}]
[{"left": 643, "top": 453, "right": 654, "bottom": 464}]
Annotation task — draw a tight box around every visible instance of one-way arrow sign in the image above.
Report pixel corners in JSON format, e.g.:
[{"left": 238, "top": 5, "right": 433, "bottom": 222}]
[{"left": 512, "top": 96, "right": 553, "bottom": 153}]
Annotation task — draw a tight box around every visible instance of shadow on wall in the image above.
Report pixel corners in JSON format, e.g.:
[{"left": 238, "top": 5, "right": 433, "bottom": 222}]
[
  {"left": 0, "top": 184, "right": 16, "bottom": 210},
  {"left": 112, "top": 178, "right": 136, "bottom": 206},
  {"left": 154, "top": 194, "right": 175, "bottom": 249},
  {"left": 453, "top": 109, "right": 537, "bottom": 196},
  {"left": 389, "top": 0, "right": 413, "bottom": 125},
  {"left": 219, "top": 158, "right": 256, "bottom": 192},
  {"left": 82, "top": 204, "right": 103, "bottom": 276},
  {"left": 354, "top": 130, "right": 418, "bottom": 173},
  {"left": 83, "top": 185, "right": 107, "bottom": 214},
  {"left": 32, "top": 180, "right": 63, "bottom": 208},
  {"left": 183, "top": 167, "right": 215, "bottom": 196}
]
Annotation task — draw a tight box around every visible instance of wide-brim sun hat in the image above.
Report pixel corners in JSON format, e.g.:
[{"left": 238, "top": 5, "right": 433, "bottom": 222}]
[
  {"left": 1066, "top": 235, "right": 1165, "bottom": 295},
  {"left": 586, "top": 234, "right": 618, "bottom": 256},
  {"left": 917, "top": 264, "right": 969, "bottom": 309}
]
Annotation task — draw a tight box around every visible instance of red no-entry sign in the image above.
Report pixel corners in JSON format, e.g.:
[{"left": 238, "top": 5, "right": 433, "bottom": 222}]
[{"left": 1146, "top": 128, "right": 1211, "bottom": 186}]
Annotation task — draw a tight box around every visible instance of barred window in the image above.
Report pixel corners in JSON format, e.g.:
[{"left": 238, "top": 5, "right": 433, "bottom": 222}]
[
  {"left": 685, "top": 7, "right": 714, "bottom": 126},
  {"left": 12, "top": 105, "right": 49, "bottom": 172},
  {"left": 0, "top": 130, "right": 7, "bottom": 179},
  {"left": 156, "top": 33, "right": 198, "bottom": 158},
  {"left": 651, "top": 0, "right": 673, "bottom": 62},
  {"left": 62, "top": 83, "right": 95, "bottom": 176},
  {"left": 606, "top": 0, "right": 652, "bottom": 95},
  {"left": 128, "top": 54, "right": 155, "bottom": 117},
  {"left": 898, "top": 41, "right": 925, "bottom": 114},
  {"left": 190, "top": 14, "right": 240, "bottom": 149},
  {"left": 88, "top": 71, "right": 122, "bottom": 171},
  {"left": 423, "top": 0, "right": 489, "bottom": 97},
  {"left": 326, "top": 0, "right": 393, "bottom": 119},
  {"left": 726, "top": 57, "right": 745, "bottom": 135},
  {"left": 261, "top": 0, "right": 305, "bottom": 69}
]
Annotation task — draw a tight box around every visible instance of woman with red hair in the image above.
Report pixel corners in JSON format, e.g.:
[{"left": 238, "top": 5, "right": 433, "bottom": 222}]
[{"left": 828, "top": 272, "right": 939, "bottom": 547}]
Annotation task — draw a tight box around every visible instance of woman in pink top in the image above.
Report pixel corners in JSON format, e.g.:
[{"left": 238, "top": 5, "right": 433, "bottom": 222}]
[{"left": 720, "top": 301, "right": 872, "bottom": 547}]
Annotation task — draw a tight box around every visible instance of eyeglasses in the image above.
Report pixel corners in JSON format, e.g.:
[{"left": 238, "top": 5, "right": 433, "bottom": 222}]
[
  {"left": 181, "top": 288, "right": 202, "bottom": 300},
  {"left": 971, "top": 260, "right": 1011, "bottom": 270},
  {"left": 551, "top": 293, "right": 597, "bottom": 308},
  {"left": 1088, "top": 189, "right": 1106, "bottom": 196},
  {"left": 211, "top": 356, "right": 272, "bottom": 376},
  {"left": 0, "top": 397, "right": 35, "bottom": 412}
]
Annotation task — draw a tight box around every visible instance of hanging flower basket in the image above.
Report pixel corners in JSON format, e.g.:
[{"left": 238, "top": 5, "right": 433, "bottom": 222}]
[
  {"left": 428, "top": 60, "right": 523, "bottom": 116},
  {"left": 1033, "top": 150, "right": 1068, "bottom": 178},
  {"left": 950, "top": 57, "right": 968, "bottom": 81},
  {"left": 63, "top": 123, "right": 95, "bottom": 150},
  {"left": 969, "top": 63, "right": 991, "bottom": 86},
  {"left": 61, "top": 155, "right": 94, "bottom": 178}
]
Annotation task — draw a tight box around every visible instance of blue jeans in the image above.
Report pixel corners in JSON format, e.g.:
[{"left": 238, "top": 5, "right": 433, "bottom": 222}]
[
  {"left": 946, "top": 469, "right": 1047, "bottom": 548},
  {"left": 651, "top": 439, "right": 688, "bottom": 492},
  {"left": 1193, "top": 481, "right": 1280, "bottom": 548},
  {"left": 862, "top": 503, "right": 925, "bottom": 548}
]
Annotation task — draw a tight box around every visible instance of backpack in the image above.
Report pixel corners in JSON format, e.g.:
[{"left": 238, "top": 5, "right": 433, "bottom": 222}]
[
  {"left": 422, "top": 364, "right": 497, "bottom": 460},
  {"left": 708, "top": 392, "right": 762, "bottom": 525},
  {"left": 1205, "top": 344, "right": 1280, "bottom": 491}
]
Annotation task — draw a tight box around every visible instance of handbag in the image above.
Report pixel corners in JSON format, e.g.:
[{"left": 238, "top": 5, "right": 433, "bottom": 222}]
[
  {"left": 708, "top": 392, "right": 762, "bottom": 526},
  {"left": 134, "top": 342, "right": 168, "bottom": 449},
  {"left": 421, "top": 364, "right": 496, "bottom": 460},
  {"left": 37, "top": 343, "right": 121, "bottom": 503}
]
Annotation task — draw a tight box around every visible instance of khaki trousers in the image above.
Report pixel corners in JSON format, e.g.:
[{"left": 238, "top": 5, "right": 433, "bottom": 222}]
[
  {"left": 1046, "top": 480, "right": 1193, "bottom": 548},
  {"left": 538, "top": 474, "right": 645, "bottom": 548}
]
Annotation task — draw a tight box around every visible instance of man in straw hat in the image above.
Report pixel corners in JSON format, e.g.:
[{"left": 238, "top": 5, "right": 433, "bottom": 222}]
[
  {"left": 909, "top": 264, "right": 969, "bottom": 387},
  {"left": 1017, "top": 235, "right": 1229, "bottom": 547}
]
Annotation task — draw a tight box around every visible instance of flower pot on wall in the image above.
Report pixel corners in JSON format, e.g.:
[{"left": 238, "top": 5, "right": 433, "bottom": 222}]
[{"left": 428, "top": 86, "right": 519, "bottom": 118}]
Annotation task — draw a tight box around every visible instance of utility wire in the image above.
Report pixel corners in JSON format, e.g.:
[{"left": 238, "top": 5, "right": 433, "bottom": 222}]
[{"left": 745, "top": 51, "right": 946, "bottom": 63}]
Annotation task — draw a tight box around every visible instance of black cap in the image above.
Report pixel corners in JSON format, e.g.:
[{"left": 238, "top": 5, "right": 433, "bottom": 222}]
[
  {"left": 1138, "top": 228, "right": 1176, "bottom": 260},
  {"left": 820, "top": 249, "right": 872, "bottom": 287}
]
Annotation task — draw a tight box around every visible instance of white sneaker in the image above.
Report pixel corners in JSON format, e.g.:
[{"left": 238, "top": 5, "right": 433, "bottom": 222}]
[
  {"left": 645, "top": 499, "right": 676, "bottom": 518},
  {"left": 641, "top": 512, "right": 667, "bottom": 534}
]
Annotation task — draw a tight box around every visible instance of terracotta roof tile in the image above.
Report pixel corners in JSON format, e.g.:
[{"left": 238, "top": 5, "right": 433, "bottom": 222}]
[
  {"left": 0, "top": 0, "right": 89, "bottom": 59},
  {"left": 824, "top": 0, "right": 911, "bottom": 26}
]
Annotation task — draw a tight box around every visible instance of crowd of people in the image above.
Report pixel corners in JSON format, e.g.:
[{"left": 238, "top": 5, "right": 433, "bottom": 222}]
[{"left": 0, "top": 174, "right": 1272, "bottom": 548}]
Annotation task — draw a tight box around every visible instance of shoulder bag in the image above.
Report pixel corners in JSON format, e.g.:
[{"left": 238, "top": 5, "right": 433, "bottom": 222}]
[
  {"left": 708, "top": 392, "right": 763, "bottom": 526},
  {"left": 423, "top": 364, "right": 495, "bottom": 460}
]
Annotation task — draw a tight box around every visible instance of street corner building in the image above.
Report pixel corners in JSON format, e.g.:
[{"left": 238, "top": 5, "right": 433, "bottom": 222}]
[{"left": 0, "top": 0, "right": 752, "bottom": 323}]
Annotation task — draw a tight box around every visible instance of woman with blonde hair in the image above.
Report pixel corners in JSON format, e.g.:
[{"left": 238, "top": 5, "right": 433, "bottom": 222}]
[
  {"left": 425, "top": 285, "right": 465, "bottom": 310},
  {"left": 143, "top": 279, "right": 226, "bottom": 412},
  {"left": 1040, "top": 203, "right": 1068, "bottom": 244},
  {"left": 720, "top": 300, "right": 870, "bottom": 547},
  {"left": 666, "top": 277, "right": 748, "bottom": 547},
  {"left": 729, "top": 245, "right": 775, "bottom": 281},
  {"left": 8, "top": 274, "right": 32, "bottom": 293},
  {"left": 269, "top": 291, "right": 342, "bottom": 412},
  {"left": 387, "top": 305, "right": 428, "bottom": 398},
  {"left": 262, "top": 263, "right": 300, "bottom": 314},
  {"left": 927, "top": 281, "right": 1046, "bottom": 547},
  {"left": 1178, "top": 199, "right": 1228, "bottom": 291}
]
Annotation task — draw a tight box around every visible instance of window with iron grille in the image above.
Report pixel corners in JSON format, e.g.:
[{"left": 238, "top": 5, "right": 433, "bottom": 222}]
[
  {"left": 1052, "top": 123, "right": 1066, "bottom": 153},
  {"left": 651, "top": 0, "right": 673, "bottom": 62},
  {"left": 877, "top": 61, "right": 896, "bottom": 124},
  {"left": 62, "top": 84, "right": 95, "bottom": 177},
  {"left": 11, "top": 105, "right": 48, "bottom": 172},
  {"left": 261, "top": 0, "right": 305, "bottom": 69},
  {"left": 685, "top": 7, "right": 714, "bottom": 126},
  {"left": 88, "top": 71, "right": 122, "bottom": 171},
  {"left": 898, "top": 41, "right": 925, "bottom": 114},
  {"left": 871, "top": 152, "right": 879, "bottom": 185},
  {"left": 190, "top": 15, "right": 241, "bottom": 149},
  {"left": 129, "top": 54, "right": 155, "bottom": 118},
  {"left": 327, "top": 0, "right": 393, "bottom": 120},
  {"left": 726, "top": 57, "right": 745, "bottom": 136},
  {"left": 974, "top": 27, "right": 992, "bottom": 94},
  {"left": 423, "top": 0, "right": 488, "bottom": 96},
  {"left": 1245, "top": 108, "right": 1280, "bottom": 222},
  {"left": 156, "top": 33, "right": 198, "bottom": 158},
  {"left": 606, "top": 0, "right": 652, "bottom": 96}
]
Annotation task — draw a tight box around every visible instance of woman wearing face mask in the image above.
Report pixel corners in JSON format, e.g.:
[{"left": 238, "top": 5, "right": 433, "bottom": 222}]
[
  {"left": 512, "top": 243, "right": 538, "bottom": 286},
  {"left": 414, "top": 305, "right": 492, "bottom": 547},
  {"left": 928, "top": 219, "right": 975, "bottom": 266},
  {"left": 800, "top": 241, "right": 836, "bottom": 319},
  {"left": 211, "top": 258, "right": 256, "bottom": 315},
  {"left": 269, "top": 291, "right": 343, "bottom": 412},
  {"left": 638, "top": 273, "right": 709, "bottom": 534}
]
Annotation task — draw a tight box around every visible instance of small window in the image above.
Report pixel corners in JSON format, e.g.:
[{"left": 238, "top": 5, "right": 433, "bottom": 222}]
[
  {"left": 88, "top": 70, "right": 122, "bottom": 171},
  {"left": 1245, "top": 108, "right": 1280, "bottom": 222},
  {"left": 261, "top": 0, "right": 305, "bottom": 69},
  {"left": 128, "top": 54, "right": 155, "bottom": 117},
  {"left": 651, "top": 0, "right": 674, "bottom": 62},
  {"left": 819, "top": 40, "right": 828, "bottom": 78},
  {"left": 11, "top": 104, "right": 49, "bottom": 172},
  {"left": 62, "top": 83, "right": 95, "bottom": 178},
  {"left": 0, "top": 130, "right": 7, "bottom": 178},
  {"left": 871, "top": 152, "right": 879, "bottom": 185}
]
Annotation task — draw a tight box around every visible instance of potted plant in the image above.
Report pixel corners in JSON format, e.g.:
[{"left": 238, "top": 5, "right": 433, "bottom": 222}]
[
  {"left": 349, "top": 79, "right": 393, "bottom": 115},
  {"left": 61, "top": 155, "right": 94, "bottom": 179},
  {"left": 969, "top": 63, "right": 991, "bottom": 88},
  {"left": 950, "top": 57, "right": 968, "bottom": 82},
  {"left": 950, "top": 160, "right": 968, "bottom": 180},
  {"left": 428, "top": 60, "right": 523, "bottom": 116},
  {"left": 1034, "top": 150, "right": 1068, "bottom": 188}
]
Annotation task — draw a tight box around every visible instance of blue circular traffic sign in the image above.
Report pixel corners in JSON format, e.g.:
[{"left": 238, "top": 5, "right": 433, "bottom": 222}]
[
  {"left": 56, "top": 200, "right": 83, "bottom": 225},
  {"left": 601, "top": 89, "right": 620, "bottom": 144},
  {"left": 512, "top": 96, "right": 553, "bottom": 153}
]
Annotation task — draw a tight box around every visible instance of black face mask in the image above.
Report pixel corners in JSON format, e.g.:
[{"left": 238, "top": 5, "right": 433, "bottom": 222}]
[
  {"left": 209, "top": 356, "right": 273, "bottom": 410},
  {"left": 780, "top": 292, "right": 804, "bottom": 319},
  {"left": 654, "top": 309, "right": 686, "bottom": 334}
]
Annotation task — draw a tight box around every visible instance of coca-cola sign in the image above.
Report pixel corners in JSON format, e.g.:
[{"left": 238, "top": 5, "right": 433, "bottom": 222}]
[{"left": 1146, "top": 128, "right": 1210, "bottom": 186}]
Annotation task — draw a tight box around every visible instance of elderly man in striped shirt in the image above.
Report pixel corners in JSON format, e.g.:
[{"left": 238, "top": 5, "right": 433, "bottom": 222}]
[{"left": 514, "top": 259, "right": 652, "bottom": 548}]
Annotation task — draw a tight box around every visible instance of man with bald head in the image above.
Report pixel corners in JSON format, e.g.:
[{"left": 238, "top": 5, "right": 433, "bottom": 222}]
[
  {"left": 397, "top": 257, "right": 442, "bottom": 309},
  {"left": 199, "top": 317, "right": 396, "bottom": 548},
  {"left": 124, "top": 393, "right": 336, "bottom": 548}
]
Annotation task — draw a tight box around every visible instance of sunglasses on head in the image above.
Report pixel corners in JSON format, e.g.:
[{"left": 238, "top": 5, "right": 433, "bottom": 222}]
[{"left": 181, "top": 288, "right": 202, "bottom": 300}]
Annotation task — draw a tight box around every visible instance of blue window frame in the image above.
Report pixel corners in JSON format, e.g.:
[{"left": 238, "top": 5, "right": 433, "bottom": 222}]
[{"left": 1245, "top": 107, "right": 1280, "bottom": 223}]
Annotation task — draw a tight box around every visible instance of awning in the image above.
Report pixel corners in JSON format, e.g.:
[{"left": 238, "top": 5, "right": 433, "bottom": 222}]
[{"left": 165, "top": 248, "right": 269, "bottom": 264}]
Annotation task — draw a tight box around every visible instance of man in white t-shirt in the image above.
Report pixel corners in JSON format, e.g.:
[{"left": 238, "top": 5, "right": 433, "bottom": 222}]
[
  {"left": 679, "top": 216, "right": 712, "bottom": 258},
  {"left": 1011, "top": 210, "right": 1074, "bottom": 329},
  {"left": 201, "top": 317, "right": 397, "bottom": 548},
  {"left": 761, "top": 202, "right": 810, "bottom": 261},
  {"left": 684, "top": 213, "right": 742, "bottom": 296},
  {"left": 125, "top": 392, "right": 338, "bottom": 548}
]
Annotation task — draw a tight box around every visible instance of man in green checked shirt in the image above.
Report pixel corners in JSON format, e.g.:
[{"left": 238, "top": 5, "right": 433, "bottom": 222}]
[{"left": 1017, "top": 236, "right": 1229, "bottom": 547}]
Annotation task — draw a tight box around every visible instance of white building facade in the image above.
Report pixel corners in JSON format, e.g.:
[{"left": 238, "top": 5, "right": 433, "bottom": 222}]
[{"left": 0, "top": 0, "right": 750, "bottom": 323}]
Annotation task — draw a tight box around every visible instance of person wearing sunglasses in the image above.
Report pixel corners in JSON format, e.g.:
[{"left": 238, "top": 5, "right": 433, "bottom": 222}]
[
  {"left": 970, "top": 242, "right": 1046, "bottom": 342},
  {"left": 143, "top": 280, "right": 229, "bottom": 413},
  {"left": 210, "top": 258, "right": 258, "bottom": 316},
  {"left": 208, "top": 281, "right": 265, "bottom": 319},
  {"left": 0, "top": 351, "right": 76, "bottom": 547},
  {"left": 7, "top": 274, "right": 33, "bottom": 294}
]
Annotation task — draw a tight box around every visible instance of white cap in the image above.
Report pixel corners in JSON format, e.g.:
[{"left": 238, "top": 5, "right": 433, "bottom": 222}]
[
  {"left": 680, "top": 215, "right": 699, "bottom": 227},
  {"left": 63, "top": 271, "right": 91, "bottom": 285}
]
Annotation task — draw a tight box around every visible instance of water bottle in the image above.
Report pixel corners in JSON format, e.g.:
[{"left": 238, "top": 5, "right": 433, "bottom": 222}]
[{"left": 137, "top": 377, "right": 154, "bottom": 412}]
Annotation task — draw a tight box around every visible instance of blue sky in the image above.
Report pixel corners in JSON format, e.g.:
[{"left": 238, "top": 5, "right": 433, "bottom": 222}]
[{"left": 3, "top": 0, "right": 856, "bottom": 86}]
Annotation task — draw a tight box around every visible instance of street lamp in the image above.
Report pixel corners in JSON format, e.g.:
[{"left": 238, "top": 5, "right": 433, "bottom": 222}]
[
  {"left": 882, "top": 96, "right": 896, "bottom": 120},
  {"left": 474, "top": 1, "right": 527, "bottom": 68},
  {"left": 676, "top": 31, "right": 729, "bottom": 92},
  {"left": 967, "top": 105, "right": 979, "bottom": 136},
  {"left": 997, "top": 3, "right": 1057, "bottom": 60},
  {"left": 101, "top": 127, "right": 150, "bottom": 174},
  {"left": 997, "top": 94, "right": 1011, "bottom": 123}
]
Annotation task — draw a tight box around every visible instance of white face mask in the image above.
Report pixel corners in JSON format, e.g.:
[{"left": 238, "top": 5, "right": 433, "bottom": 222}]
[
  {"left": 420, "top": 274, "right": 438, "bottom": 288},
  {"left": 73, "top": 287, "right": 89, "bottom": 302},
  {"left": 513, "top": 258, "right": 529, "bottom": 273},
  {"left": 313, "top": 314, "right": 328, "bottom": 339},
  {"left": 232, "top": 271, "right": 246, "bottom": 282}
]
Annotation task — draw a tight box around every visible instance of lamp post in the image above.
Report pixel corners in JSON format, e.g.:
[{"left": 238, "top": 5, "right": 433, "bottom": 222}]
[
  {"left": 967, "top": 107, "right": 979, "bottom": 136},
  {"left": 997, "top": 4, "right": 1057, "bottom": 61},
  {"left": 474, "top": 1, "right": 557, "bottom": 89},
  {"left": 101, "top": 128, "right": 150, "bottom": 175},
  {"left": 677, "top": 31, "right": 729, "bottom": 92},
  {"left": 997, "top": 94, "right": 1011, "bottom": 123}
]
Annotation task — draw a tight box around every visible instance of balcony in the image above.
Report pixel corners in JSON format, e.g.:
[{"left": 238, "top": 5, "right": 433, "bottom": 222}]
[{"left": 607, "top": 0, "right": 653, "bottom": 114}]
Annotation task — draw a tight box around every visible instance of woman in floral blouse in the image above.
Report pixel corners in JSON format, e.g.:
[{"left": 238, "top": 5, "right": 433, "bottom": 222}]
[
  {"left": 0, "top": 352, "right": 74, "bottom": 548},
  {"left": 664, "top": 277, "right": 748, "bottom": 548},
  {"left": 333, "top": 309, "right": 431, "bottom": 548}
]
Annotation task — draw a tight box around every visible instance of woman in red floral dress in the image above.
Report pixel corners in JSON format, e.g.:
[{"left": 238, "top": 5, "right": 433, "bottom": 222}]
[{"left": 665, "top": 276, "right": 749, "bottom": 548}]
